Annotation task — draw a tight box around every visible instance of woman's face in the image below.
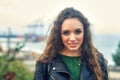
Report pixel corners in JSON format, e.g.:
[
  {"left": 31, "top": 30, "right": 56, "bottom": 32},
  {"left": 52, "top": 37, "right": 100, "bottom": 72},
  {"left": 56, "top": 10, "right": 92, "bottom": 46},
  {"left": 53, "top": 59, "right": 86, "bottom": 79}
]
[{"left": 61, "top": 18, "right": 84, "bottom": 52}]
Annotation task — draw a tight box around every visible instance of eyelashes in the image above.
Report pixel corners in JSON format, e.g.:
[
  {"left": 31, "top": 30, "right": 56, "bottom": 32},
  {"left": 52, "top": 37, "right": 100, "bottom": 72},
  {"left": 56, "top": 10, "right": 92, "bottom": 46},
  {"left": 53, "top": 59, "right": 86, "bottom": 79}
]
[
  {"left": 75, "top": 29, "right": 82, "bottom": 34},
  {"left": 62, "top": 30, "right": 70, "bottom": 35},
  {"left": 62, "top": 29, "right": 82, "bottom": 36}
]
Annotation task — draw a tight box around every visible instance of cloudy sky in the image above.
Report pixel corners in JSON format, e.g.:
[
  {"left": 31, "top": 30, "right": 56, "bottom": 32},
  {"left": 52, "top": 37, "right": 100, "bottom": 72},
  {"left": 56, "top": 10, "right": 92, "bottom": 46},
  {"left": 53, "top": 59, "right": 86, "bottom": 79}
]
[{"left": 0, "top": 0, "right": 120, "bottom": 34}]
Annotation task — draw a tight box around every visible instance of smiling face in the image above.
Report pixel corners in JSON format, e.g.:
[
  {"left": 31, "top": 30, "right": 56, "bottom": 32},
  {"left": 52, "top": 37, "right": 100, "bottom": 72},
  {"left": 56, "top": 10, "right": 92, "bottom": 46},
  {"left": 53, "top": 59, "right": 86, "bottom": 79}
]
[{"left": 61, "top": 18, "right": 84, "bottom": 53}]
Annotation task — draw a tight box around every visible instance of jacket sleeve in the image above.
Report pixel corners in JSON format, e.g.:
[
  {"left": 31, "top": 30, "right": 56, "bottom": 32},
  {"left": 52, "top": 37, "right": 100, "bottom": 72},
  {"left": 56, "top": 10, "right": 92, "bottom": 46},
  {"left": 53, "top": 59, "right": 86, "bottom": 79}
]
[
  {"left": 34, "top": 61, "right": 45, "bottom": 80},
  {"left": 97, "top": 53, "right": 109, "bottom": 80},
  {"left": 101, "top": 56, "right": 109, "bottom": 80}
]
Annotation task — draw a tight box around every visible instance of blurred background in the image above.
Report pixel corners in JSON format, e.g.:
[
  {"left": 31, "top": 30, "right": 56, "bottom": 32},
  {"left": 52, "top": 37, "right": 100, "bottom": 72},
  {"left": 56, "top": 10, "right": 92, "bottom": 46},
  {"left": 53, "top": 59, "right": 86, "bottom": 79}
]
[{"left": 0, "top": 0, "right": 120, "bottom": 80}]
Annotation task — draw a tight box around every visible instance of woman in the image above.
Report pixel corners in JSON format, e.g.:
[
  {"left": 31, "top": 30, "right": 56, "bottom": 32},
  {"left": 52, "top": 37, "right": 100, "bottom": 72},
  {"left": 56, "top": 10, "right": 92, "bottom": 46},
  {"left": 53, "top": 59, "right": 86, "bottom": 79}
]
[{"left": 34, "top": 7, "right": 108, "bottom": 80}]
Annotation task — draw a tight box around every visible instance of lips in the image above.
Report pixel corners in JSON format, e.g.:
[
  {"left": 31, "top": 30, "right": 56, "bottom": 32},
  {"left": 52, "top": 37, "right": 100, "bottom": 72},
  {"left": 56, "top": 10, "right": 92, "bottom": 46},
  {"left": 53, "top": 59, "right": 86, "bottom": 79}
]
[{"left": 68, "top": 43, "right": 77, "bottom": 47}]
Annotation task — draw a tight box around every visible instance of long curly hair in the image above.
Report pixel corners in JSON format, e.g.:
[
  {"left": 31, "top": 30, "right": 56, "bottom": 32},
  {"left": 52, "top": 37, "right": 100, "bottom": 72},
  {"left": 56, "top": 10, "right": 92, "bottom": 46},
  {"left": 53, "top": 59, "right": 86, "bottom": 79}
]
[{"left": 38, "top": 7, "right": 103, "bottom": 80}]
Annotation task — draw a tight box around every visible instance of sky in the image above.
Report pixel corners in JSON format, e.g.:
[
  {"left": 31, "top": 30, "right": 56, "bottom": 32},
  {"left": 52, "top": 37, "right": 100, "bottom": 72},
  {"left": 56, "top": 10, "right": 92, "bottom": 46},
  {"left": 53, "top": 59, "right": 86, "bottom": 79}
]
[{"left": 0, "top": 0, "right": 120, "bottom": 35}]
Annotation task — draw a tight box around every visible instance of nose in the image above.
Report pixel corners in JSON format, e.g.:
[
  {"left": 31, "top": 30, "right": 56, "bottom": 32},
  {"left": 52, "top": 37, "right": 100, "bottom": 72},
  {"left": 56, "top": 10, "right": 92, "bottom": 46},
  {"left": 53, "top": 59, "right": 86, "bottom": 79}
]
[{"left": 69, "top": 33, "right": 76, "bottom": 41}]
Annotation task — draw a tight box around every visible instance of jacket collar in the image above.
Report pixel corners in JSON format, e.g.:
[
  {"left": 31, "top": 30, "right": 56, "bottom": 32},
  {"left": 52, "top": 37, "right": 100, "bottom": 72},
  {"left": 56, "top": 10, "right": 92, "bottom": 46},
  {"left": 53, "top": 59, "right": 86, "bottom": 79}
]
[
  {"left": 51, "top": 54, "right": 69, "bottom": 73},
  {"left": 50, "top": 54, "right": 94, "bottom": 80}
]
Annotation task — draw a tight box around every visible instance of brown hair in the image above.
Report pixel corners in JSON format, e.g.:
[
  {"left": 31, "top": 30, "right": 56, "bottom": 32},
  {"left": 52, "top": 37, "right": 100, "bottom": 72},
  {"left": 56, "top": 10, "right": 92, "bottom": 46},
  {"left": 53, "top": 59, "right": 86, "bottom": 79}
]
[{"left": 38, "top": 7, "right": 103, "bottom": 80}]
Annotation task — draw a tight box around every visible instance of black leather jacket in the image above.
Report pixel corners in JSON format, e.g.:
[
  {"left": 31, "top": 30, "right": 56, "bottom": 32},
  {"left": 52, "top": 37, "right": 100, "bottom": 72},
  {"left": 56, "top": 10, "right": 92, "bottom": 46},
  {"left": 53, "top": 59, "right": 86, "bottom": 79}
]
[{"left": 34, "top": 53, "right": 108, "bottom": 80}]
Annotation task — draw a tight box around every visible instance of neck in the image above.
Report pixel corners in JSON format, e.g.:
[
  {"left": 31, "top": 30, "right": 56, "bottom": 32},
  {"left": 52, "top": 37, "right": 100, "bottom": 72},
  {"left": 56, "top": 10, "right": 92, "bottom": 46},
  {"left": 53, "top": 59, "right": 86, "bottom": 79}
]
[{"left": 60, "top": 49, "right": 81, "bottom": 57}]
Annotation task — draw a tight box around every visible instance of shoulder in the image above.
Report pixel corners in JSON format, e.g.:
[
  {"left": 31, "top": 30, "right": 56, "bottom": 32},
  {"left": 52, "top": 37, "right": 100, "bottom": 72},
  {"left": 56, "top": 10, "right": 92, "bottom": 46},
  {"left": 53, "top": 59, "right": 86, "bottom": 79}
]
[
  {"left": 34, "top": 61, "right": 48, "bottom": 76},
  {"left": 36, "top": 61, "right": 45, "bottom": 66},
  {"left": 96, "top": 51, "right": 108, "bottom": 71},
  {"left": 95, "top": 48, "right": 107, "bottom": 64},
  {"left": 96, "top": 51, "right": 108, "bottom": 65},
  {"left": 34, "top": 61, "right": 49, "bottom": 80},
  {"left": 35, "top": 61, "right": 46, "bottom": 72}
]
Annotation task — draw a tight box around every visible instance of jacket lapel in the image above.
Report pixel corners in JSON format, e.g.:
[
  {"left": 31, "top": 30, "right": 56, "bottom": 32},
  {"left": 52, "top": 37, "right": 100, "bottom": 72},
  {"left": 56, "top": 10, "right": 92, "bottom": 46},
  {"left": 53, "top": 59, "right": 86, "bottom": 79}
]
[
  {"left": 50, "top": 55, "right": 73, "bottom": 80},
  {"left": 80, "top": 63, "right": 94, "bottom": 80},
  {"left": 51, "top": 55, "right": 69, "bottom": 73}
]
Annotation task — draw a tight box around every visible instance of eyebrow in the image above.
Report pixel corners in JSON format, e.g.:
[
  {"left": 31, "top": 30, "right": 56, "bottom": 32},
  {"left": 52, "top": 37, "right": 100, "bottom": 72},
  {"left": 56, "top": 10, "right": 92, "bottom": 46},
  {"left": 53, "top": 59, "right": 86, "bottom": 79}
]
[
  {"left": 62, "top": 27, "right": 82, "bottom": 30},
  {"left": 61, "top": 30, "right": 69, "bottom": 32},
  {"left": 75, "top": 28, "right": 82, "bottom": 30}
]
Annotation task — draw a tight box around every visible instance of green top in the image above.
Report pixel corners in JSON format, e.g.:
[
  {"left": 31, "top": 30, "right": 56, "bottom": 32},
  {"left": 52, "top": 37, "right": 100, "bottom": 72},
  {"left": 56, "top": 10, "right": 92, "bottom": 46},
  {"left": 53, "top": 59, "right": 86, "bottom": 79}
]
[{"left": 60, "top": 54, "right": 82, "bottom": 80}]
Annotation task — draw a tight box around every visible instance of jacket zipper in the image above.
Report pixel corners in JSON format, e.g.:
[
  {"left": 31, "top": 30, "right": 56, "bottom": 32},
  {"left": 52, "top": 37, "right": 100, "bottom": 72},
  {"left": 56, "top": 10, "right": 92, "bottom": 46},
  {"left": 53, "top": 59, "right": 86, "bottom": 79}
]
[{"left": 53, "top": 70, "right": 74, "bottom": 80}]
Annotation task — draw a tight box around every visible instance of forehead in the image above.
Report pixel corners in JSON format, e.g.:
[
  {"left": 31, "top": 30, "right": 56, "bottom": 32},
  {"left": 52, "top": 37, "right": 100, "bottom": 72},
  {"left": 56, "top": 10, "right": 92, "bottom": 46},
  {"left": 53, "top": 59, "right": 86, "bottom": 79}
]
[{"left": 61, "top": 18, "right": 84, "bottom": 30}]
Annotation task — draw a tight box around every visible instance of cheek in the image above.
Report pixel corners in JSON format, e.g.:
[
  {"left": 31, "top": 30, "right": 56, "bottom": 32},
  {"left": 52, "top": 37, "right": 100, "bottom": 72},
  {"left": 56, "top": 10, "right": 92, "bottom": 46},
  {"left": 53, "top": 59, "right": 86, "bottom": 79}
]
[
  {"left": 61, "top": 36, "right": 68, "bottom": 43},
  {"left": 78, "top": 33, "right": 84, "bottom": 41}
]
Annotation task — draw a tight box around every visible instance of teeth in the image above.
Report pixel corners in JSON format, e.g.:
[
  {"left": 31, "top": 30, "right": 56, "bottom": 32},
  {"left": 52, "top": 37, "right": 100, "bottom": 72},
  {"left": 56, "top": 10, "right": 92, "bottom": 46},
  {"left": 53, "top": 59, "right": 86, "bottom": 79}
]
[{"left": 70, "top": 44, "right": 76, "bottom": 46}]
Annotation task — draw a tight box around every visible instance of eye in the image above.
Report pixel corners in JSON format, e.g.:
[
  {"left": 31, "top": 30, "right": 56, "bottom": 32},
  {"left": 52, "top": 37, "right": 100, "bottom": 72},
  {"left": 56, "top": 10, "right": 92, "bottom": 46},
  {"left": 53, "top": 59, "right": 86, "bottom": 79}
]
[
  {"left": 62, "top": 30, "right": 70, "bottom": 36},
  {"left": 75, "top": 29, "right": 82, "bottom": 34}
]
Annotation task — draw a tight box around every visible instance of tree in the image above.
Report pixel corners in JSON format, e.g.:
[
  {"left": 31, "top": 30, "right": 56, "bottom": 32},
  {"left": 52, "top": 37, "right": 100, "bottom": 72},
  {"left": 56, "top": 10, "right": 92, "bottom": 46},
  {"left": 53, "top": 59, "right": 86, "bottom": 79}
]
[
  {"left": 112, "top": 41, "right": 120, "bottom": 66},
  {"left": 0, "top": 54, "right": 34, "bottom": 80}
]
